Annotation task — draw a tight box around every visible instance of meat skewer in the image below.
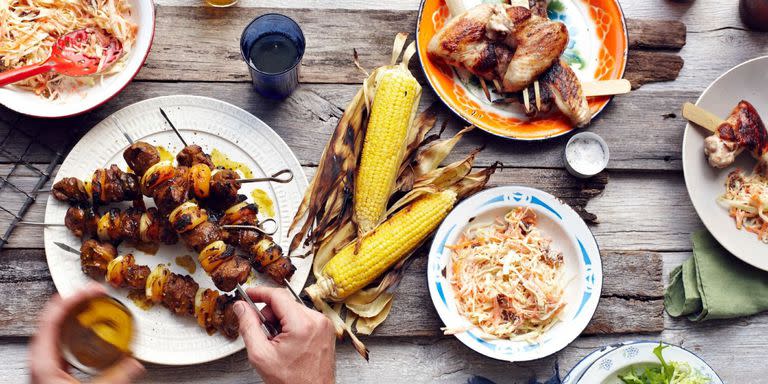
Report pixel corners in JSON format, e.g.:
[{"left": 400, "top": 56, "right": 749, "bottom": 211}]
[
  {"left": 49, "top": 142, "right": 292, "bottom": 208},
  {"left": 58, "top": 239, "right": 244, "bottom": 339},
  {"left": 683, "top": 101, "right": 768, "bottom": 173}
]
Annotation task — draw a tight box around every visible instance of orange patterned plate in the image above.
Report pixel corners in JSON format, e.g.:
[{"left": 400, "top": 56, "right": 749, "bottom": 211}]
[{"left": 416, "top": 0, "right": 628, "bottom": 140}]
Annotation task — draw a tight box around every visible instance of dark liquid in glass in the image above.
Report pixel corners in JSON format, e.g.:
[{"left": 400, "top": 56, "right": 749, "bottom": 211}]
[{"left": 249, "top": 33, "right": 299, "bottom": 74}]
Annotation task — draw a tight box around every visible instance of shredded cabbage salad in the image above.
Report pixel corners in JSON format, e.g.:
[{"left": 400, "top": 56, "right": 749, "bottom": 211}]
[
  {"left": 0, "top": 0, "right": 137, "bottom": 99},
  {"left": 444, "top": 207, "right": 566, "bottom": 341},
  {"left": 717, "top": 165, "right": 768, "bottom": 243},
  {"left": 618, "top": 343, "right": 712, "bottom": 384}
]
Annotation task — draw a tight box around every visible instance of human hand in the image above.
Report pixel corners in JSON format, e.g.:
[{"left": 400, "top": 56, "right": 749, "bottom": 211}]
[
  {"left": 29, "top": 283, "right": 145, "bottom": 384},
  {"left": 234, "top": 286, "right": 336, "bottom": 384}
]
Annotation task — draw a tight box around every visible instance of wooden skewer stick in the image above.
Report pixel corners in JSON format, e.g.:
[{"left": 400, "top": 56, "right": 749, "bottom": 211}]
[
  {"left": 582, "top": 79, "right": 631, "bottom": 97},
  {"left": 682, "top": 102, "right": 723, "bottom": 133}
]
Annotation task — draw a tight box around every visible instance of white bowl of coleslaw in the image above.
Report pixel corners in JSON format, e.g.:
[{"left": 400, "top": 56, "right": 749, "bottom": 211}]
[
  {"left": 427, "top": 186, "right": 602, "bottom": 362},
  {"left": 0, "top": 0, "right": 155, "bottom": 118}
]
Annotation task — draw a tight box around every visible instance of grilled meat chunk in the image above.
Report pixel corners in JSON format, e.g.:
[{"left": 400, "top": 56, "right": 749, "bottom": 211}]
[
  {"left": 65, "top": 206, "right": 97, "bottom": 238},
  {"left": 153, "top": 167, "right": 190, "bottom": 215},
  {"left": 214, "top": 294, "right": 240, "bottom": 339},
  {"left": 91, "top": 165, "right": 141, "bottom": 205},
  {"left": 52, "top": 178, "right": 89, "bottom": 205},
  {"left": 704, "top": 100, "right": 768, "bottom": 170},
  {"left": 208, "top": 170, "right": 241, "bottom": 211},
  {"left": 176, "top": 145, "right": 214, "bottom": 168},
  {"left": 210, "top": 256, "right": 251, "bottom": 292},
  {"left": 162, "top": 273, "right": 199, "bottom": 316},
  {"left": 427, "top": 4, "right": 522, "bottom": 81},
  {"left": 123, "top": 142, "right": 161, "bottom": 176},
  {"left": 80, "top": 239, "right": 117, "bottom": 280},
  {"left": 181, "top": 221, "right": 223, "bottom": 253},
  {"left": 263, "top": 256, "right": 296, "bottom": 284},
  {"left": 501, "top": 11, "right": 568, "bottom": 92}
]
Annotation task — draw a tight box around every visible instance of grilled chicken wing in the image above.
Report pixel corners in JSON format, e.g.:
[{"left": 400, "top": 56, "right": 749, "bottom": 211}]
[
  {"left": 519, "top": 60, "right": 590, "bottom": 127},
  {"left": 427, "top": 4, "right": 520, "bottom": 81},
  {"left": 501, "top": 12, "right": 569, "bottom": 92},
  {"left": 704, "top": 100, "right": 768, "bottom": 171}
]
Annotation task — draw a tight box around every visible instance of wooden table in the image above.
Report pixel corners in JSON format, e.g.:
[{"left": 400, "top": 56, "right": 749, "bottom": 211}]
[{"left": 1, "top": 0, "right": 766, "bottom": 382}]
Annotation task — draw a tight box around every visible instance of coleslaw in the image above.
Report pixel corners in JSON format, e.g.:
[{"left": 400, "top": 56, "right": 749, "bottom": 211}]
[
  {"left": 718, "top": 165, "right": 768, "bottom": 243},
  {"left": 0, "top": 0, "right": 137, "bottom": 99},
  {"left": 445, "top": 207, "right": 566, "bottom": 341}
]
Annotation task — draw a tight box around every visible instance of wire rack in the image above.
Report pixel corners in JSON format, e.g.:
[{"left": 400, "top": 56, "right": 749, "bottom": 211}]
[{"left": 0, "top": 113, "right": 67, "bottom": 249}]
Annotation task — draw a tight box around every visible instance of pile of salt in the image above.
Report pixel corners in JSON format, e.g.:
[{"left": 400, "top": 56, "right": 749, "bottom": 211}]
[{"left": 566, "top": 137, "right": 606, "bottom": 176}]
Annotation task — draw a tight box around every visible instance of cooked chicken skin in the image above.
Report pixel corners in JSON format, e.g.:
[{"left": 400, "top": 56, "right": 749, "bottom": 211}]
[
  {"left": 704, "top": 100, "right": 768, "bottom": 170},
  {"left": 501, "top": 12, "right": 569, "bottom": 92},
  {"left": 427, "top": 4, "right": 521, "bottom": 81},
  {"left": 539, "top": 60, "right": 591, "bottom": 127}
]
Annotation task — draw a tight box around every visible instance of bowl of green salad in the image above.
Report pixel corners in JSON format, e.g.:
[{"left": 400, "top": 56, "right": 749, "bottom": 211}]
[{"left": 576, "top": 341, "right": 722, "bottom": 384}]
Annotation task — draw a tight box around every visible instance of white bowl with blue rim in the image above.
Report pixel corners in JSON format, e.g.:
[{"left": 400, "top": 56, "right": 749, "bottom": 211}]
[
  {"left": 577, "top": 341, "right": 723, "bottom": 383},
  {"left": 427, "top": 186, "right": 602, "bottom": 362}
]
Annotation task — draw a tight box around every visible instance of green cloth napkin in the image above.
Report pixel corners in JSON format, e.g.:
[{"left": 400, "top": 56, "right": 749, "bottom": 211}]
[{"left": 664, "top": 230, "right": 768, "bottom": 321}]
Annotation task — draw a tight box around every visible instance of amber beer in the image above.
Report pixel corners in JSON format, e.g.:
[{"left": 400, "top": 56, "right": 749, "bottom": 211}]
[
  {"left": 206, "top": 0, "right": 237, "bottom": 8},
  {"left": 59, "top": 296, "right": 134, "bottom": 374}
]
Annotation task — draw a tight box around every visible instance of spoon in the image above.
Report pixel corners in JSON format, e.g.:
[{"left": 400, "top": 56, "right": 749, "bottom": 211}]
[{"left": 0, "top": 28, "right": 123, "bottom": 87}]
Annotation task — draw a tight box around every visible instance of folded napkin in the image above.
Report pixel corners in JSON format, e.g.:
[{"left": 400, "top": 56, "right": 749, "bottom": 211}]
[{"left": 664, "top": 230, "right": 768, "bottom": 321}]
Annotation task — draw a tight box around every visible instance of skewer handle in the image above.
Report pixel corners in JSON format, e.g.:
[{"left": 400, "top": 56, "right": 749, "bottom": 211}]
[
  {"left": 236, "top": 169, "right": 294, "bottom": 184},
  {"left": 222, "top": 219, "right": 278, "bottom": 236},
  {"left": 682, "top": 102, "right": 722, "bottom": 133},
  {"left": 583, "top": 79, "right": 631, "bottom": 97}
]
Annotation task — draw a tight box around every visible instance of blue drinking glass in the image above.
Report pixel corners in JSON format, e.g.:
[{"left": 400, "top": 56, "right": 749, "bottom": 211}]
[{"left": 240, "top": 14, "right": 306, "bottom": 99}]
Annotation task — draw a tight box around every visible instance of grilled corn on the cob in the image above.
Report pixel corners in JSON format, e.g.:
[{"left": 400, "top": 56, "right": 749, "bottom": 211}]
[
  {"left": 354, "top": 66, "right": 422, "bottom": 235},
  {"left": 310, "top": 190, "right": 456, "bottom": 301}
]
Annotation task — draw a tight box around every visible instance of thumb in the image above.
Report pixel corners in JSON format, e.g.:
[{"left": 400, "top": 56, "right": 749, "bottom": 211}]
[
  {"left": 92, "top": 357, "right": 145, "bottom": 384},
  {"left": 234, "top": 301, "right": 271, "bottom": 358}
]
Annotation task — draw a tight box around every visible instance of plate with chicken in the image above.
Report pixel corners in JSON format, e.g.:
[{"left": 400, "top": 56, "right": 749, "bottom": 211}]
[
  {"left": 43, "top": 95, "right": 311, "bottom": 364},
  {"left": 417, "top": 0, "right": 628, "bottom": 139},
  {"left": 682, "top": 56, "right": 768, "bottom": 271}
]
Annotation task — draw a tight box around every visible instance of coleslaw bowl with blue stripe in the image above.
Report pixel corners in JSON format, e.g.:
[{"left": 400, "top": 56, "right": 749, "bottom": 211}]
[{"left": 427, "top": 186, "right": 602, "bottom": 362}]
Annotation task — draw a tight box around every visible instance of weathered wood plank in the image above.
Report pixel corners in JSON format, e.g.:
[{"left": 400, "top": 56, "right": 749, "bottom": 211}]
[
  {"left": 0, "top": 247, "right": 662, "bottom": 337},
  {"left": 138, "top": 7, "right": 684, "bottom": 84},
  {"left": 625, "top": 51, "right": 684, "bottom": 89},
  {"left": 626, "top": 19, "right": 686, "bottom": 50},
  {"left": 1, "top": 83, "right": 694, "bottom": 171},
  {"left": 2, "top": 311, "right": 767, "bottom": 384},
  {"left": 0, "top": 166, "right": 703, "bottom": 253}
]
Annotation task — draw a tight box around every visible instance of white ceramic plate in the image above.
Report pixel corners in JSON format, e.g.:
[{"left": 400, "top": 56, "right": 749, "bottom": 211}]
[
  {"left": 577, "top": 341, "right": 722, "bottom": 383},
  {"left": 0, "top": 0, "right": 155, "bottom": 117},
  {"left": 427, "top": 186, "right": 602, "bottom": 362},
  {"left": 682, "top": 56, "right": 768, "bottom": 271},
  {"left": 562, "top": 342, "right": 631, "bottom": 384},
  {"left": 43, "top": 95, "right": 310, "bottom": 365}
]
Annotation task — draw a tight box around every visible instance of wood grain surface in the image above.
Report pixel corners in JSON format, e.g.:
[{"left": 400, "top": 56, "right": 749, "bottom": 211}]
[{"left": 1, "top": 0, "right": 767, "bottom": 383}]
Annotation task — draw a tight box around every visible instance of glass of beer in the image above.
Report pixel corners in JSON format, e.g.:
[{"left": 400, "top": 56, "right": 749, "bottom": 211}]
[
  {"left": 206, "top": 0, "right": 237, "bottom": 8},
  {"left": 59, "top": 296, "right": 135, "bottom": 374}
]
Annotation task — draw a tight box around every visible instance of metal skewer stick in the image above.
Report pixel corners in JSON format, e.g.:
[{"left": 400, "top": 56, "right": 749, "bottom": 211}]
[
  {"left": 159, "top": 108, "right": 189, "bottom": 147},
  {"left": 53, "top": 241, "right": 277, "bottom": 339},
  {"left": 236, "top": 284, "right": 278, "bottom": 338}
]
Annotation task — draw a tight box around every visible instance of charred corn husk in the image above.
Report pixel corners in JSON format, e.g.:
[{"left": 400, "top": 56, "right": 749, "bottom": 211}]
[
  {"left": 309, "top": 190, "right": 456, "bottom": 301},
  {"left": 354, "top": 63, "right": 422, "bottom": 236}
]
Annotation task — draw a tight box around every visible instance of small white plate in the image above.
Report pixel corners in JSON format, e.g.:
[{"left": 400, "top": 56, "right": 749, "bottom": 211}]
[
  {"left": 577, "top": 341, "right": 722, "bottom": 383},
  {"left": 0, "top": 0, "right": 155, "bottom": 117},
  {"left": 427, "top": 186, "right": 602, "bottom": 362},
  {"left": 44, "top": 95, "right": 310, "bottom": 365},
  {"left": 682, "top": 56, "right": 768, "bottom": 271}
]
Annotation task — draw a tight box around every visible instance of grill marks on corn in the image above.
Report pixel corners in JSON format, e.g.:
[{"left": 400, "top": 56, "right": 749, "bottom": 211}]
[{"left": 325, "top": 190, "right": 457, "bottom": 299}]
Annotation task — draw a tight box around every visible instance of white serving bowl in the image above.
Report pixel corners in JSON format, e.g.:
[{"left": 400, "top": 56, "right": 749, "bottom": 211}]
[
  {"left": 0, "top": 0, "right": 155, "bottom": 118},
  {"left": 427, "top": 186, "right": 602, "bottom": 362}
]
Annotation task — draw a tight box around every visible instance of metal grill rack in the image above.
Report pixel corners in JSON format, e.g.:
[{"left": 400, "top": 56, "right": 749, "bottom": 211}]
[{"left": 0, "top": 114, "right": 65, "bottom": 249}]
